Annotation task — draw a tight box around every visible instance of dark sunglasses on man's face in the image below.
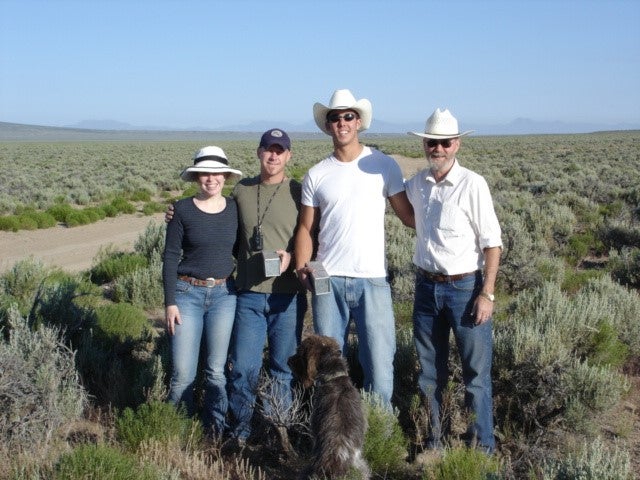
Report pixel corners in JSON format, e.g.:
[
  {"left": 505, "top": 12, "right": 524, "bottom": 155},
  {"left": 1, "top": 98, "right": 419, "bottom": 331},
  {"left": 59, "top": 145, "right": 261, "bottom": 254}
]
[
  {"left": 327, "top": 112, "right": 357, "bottom": 123},
  {"left": 426, "top": 138, "right": 455, "bottom": 148}
]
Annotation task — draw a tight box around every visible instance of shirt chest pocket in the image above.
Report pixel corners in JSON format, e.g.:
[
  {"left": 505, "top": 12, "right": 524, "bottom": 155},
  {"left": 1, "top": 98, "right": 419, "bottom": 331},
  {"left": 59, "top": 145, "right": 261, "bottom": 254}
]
[{"left": 437, "top": 203, "right": 466, "bottom": 236}]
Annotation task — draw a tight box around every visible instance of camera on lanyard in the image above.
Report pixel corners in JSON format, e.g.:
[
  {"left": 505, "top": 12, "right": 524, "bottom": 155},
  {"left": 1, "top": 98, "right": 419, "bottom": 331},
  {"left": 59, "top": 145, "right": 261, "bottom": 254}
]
[{"left": 250, "top": 225, "right": 263, "bottom": 252}]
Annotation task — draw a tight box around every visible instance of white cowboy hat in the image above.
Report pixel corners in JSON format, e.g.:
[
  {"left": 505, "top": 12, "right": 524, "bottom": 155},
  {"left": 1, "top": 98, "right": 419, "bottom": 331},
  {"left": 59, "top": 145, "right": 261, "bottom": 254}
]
[
  {"left": 180, "top": 145, "right": 243, "bottom": 182},
  {"left": 408, "top": 108, "right": 474, "bottom": 139},
  {"left": 313, "top": 89, "right": 372, "bottom": 135}
]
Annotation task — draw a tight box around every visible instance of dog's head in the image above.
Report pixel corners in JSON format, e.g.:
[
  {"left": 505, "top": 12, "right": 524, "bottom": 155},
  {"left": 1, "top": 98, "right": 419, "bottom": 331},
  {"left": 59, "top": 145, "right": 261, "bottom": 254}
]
[{"left": 288, "top": 334, "right": 342, "bottom": 388}]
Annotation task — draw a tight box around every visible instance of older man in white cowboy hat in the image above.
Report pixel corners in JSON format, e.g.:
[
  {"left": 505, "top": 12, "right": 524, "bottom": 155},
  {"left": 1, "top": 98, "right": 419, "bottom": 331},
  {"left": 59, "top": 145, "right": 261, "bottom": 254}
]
[
  {"left": 406, "top": 108, "right": 502, "bottom": 454},
  {"left": 295, "top": 89, "right": 414, "bottom": 407}
]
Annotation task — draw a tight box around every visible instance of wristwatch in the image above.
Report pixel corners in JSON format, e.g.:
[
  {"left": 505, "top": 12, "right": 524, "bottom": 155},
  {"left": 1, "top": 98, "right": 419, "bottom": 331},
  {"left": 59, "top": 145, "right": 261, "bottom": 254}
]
[{"left": 479, "top": 291, "right": 495, "bottom": 302}]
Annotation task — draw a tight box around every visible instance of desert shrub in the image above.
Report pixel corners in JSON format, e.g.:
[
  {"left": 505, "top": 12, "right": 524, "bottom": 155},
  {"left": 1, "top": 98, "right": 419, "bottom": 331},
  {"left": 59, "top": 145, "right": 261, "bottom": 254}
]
[
  {"left": 493, "top": 281, "right": 633, "bottom": 439},
  {"left": 599, "top": 219, "right": 640, "bottom": 253},
  {"left": 113, "top": 258, "right": 164, "bottom": 308},
  {"left": 0, "top": 257, "right": 50, "bottom": 317},
  {"left": 498, "top": 210, "right": 551, "bottom": 293},
  {"left": 94, "top": 302, "right": 151, "bottom": 344},
  {"left": 134, "top": 220, "right": 166, "bottom": 260},
  {"left": 54, "top": 443, "right": 163, "bottom": 480},
  {"left": 128, "top": 188, "right": 152, "bottom": 202},
  {"left": 608, "top": 246, "right": 640, "bottom": 289},
  {"left": 0, "top": 215, "right": 20, "bottom": 231},
  {"left": 579, "top": 276, "right": 640, "bottom": 354},
  {"left": 0, "top": 309, "right": 88, "bottom": 452},
  {"left": 363, "top": 392, "right": 409, "bottom": 478},
  {"left": 385, "top": 213, "right": 416, "bottom": 302},
  {"left": 116, "top": 400, "right": 202, "bottom": 452},
  {"left": 110, "top": 196, "right": 137, "bottom": 214},
  {"left": 580, "top": 320, "right": 629, "bottom": 368},
  {"left": 561, "top": 268, "right": 604, "bottom": 294},
  {"left": 393, "top": 327, "right": 419, "bottom": 426},
  {"left": 142, "top": 200, "right": 166, "bottom": 215},
  {"left": 541, "top": 437, "right": 631, "bottom": 480},
  {"left": 45, "top": 202, "right": 75, "bottom": 222},
  {"left": 64, "top": 209, "right": 93, "bottom": 227},
  {"left": 27, "top": 274, "right": 101, "bottom": 337},
  {"left": 19, "top": 209, "right": 57, "bottom": 229},
  {"left": 423, "top": 447, "right": 502, "bottom": 480},
  {"left": 90, "top": 248, "right": 149, "bottom": 284},
  {"left": 100, "top": 202, "right": 120, "bottom": 217}
]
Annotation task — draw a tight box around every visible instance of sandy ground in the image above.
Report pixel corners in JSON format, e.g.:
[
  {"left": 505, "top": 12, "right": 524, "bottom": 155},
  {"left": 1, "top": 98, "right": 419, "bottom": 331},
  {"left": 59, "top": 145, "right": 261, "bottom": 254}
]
[{"left": 0, "top": 156, "right": 424, "bottom": 275}]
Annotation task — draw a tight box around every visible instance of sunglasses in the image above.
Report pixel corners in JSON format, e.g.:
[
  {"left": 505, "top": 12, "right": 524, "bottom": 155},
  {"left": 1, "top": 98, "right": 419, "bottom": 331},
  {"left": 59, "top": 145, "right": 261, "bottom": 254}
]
[
  {"left": 426, "top": 138, "right": 455, "bottom": 148},
  {"left": 327, "top": 112, "right": 358, "bottom": 123}
]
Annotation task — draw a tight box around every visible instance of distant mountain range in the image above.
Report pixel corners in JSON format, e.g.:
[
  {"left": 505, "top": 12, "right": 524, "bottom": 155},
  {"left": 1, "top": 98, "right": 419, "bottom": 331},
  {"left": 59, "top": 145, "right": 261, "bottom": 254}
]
[
  {"left": 1, "top": 117, "right": 638, "bottom": 142},
  {"left": 65, "top": 117, "right": 640, "bottom": 135}
]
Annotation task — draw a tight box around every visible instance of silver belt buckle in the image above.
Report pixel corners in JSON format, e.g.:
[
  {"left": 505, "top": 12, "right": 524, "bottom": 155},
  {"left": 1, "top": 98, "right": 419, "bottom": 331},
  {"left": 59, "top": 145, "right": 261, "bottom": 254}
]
[{"left": 205, "top": 277, "right": 216, "bottom": 287}]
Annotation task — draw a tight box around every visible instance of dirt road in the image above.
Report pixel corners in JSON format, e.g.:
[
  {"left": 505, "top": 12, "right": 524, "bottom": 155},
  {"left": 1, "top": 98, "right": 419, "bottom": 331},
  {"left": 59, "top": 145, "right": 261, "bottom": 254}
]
[{"left": 0, "top": 213, "right": 165, "bottom": 274}]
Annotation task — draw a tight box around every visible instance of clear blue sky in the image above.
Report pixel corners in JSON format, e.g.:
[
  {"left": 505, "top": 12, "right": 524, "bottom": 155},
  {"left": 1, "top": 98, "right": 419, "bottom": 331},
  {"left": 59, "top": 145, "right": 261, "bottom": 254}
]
[{"left": 1, "top": 0, "right": 639, "bottom": 130}]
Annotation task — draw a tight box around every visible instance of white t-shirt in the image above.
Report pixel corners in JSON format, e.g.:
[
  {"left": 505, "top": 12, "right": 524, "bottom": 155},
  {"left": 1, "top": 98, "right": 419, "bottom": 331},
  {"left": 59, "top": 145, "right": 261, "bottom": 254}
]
[
  {"left": 405, "top": 159, "right": 503, "bottom": 275},
  {"left": 301, "top": 146, "right": 405, "bottom": 277}
]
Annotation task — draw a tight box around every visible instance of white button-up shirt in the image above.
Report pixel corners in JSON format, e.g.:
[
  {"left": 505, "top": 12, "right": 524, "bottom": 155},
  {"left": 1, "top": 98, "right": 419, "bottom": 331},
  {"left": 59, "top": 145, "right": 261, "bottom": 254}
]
[{"left": 405, "top": 159, "right": 502, "bottom": 275}]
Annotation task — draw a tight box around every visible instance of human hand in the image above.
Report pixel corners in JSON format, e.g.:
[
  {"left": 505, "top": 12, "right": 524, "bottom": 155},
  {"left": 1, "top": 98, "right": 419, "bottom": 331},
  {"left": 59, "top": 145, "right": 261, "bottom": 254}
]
[
  {"left": 277, "top": 249, "right": 291, "bottom": 273},
  {"left": 295, "top": 265, "right": 313, "bottom": 291},
  {"left": 166, "top": 305, "right": 181, "bottom": 335},
  {"left": 472, "top": 296, "right": 494, "bottom": 325},
  {"left": 165, "top": 203, "right": 175, "bottom": 223}
]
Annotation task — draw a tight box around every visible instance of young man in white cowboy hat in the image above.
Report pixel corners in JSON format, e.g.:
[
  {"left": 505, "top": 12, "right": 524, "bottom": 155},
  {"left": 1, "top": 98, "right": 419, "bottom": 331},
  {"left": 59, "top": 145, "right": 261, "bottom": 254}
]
[
  {"left": 406, "top": 108, "right": 502, "bottom": 453},
  {"left": 295, "top": 88, "right": 414, "bottom": 406}
]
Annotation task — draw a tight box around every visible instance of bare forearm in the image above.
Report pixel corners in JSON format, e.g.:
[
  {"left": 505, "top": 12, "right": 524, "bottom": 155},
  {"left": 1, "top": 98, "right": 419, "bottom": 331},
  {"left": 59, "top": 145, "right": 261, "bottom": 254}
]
[{"left": 482, "top": 246, "right": 501, "bottom": 293}]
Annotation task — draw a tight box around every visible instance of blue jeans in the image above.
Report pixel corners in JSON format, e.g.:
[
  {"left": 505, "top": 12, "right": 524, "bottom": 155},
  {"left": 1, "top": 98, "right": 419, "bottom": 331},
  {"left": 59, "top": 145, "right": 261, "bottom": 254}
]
[
  {"left": 227, "top": 291, "right": 306, "bottom": 440},
  {"left": 412, "top": 271, "right": 495, "bottom": 452},
  {"left": 167, "top": 278, "right": 237, "bottom": 435},
  {"left": 312, "top": 276, "right": 396, "bottom": 406}
]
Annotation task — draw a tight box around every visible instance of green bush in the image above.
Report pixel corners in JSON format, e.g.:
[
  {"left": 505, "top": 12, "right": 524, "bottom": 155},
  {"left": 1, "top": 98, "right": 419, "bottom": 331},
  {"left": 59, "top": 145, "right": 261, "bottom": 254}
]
[
  {"left": 116, "top": 400, "right": 202, "bottom": 452},
  {"left": 111, "top": 196, "right": 137, "bottom": 214},
  {"left": 113, "top": 258, "right": 163, "bottom": 309},
  {"left": 424, "top": 447, "right": 502, "bottom": 480},
  {"left": 90, "top": 249, "right": 149, "bottom": 284},
  {"left": 45, "top": 202, "right": 75, "bottom": 222},
  {"left": 362, "top": 392, "right": 409, "bottom": 477},
  {"left": 0, "top": 215, "right": 20, "bottom": 231},
  {"left": 128, "top": 188, "right": 152, "bottom": 202},
  {"left": 94, "top": 303, "right": 150, "bottom": 344},
  {"left": 581, "top": 320, "right": 630, "bottom": 368},
  {"left": 142, "top": 201, "right": 166, "bottom": 215},
  {"left": 54, "top": 443, "right": 162, "bottom": 480}
]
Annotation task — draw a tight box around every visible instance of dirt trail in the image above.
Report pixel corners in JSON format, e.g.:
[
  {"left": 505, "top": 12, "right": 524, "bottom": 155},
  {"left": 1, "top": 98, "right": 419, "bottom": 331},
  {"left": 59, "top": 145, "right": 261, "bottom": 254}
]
[{"left": 0, "top": 213, "right": 165, "bottom": 274}]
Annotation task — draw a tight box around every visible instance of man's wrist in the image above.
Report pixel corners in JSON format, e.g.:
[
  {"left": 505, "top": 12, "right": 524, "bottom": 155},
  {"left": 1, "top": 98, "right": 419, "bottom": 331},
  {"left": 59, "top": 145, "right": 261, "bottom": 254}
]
[{"left": 479, "top": 291, "right": 495, "bottom": 302}]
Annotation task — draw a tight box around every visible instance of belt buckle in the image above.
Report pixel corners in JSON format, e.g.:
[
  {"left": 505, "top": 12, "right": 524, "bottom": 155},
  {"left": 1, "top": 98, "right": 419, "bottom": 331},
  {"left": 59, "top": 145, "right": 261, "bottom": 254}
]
[{"left": 205, "top": 277, "right": 216, "bottom": 287}]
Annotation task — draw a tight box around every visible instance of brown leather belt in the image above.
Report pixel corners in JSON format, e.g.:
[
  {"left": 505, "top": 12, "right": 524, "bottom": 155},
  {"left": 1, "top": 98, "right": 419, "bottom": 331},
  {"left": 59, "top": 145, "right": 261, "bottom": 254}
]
[
  {"left": 178, "top": 275, "right": 227, "bottom": 287},
  {"left": 418, "top": 268, "right": 478, "bottom": 283}
]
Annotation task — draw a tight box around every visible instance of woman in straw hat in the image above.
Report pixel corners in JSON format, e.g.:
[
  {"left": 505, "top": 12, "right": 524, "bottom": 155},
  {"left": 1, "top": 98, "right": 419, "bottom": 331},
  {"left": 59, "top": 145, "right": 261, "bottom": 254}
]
[{"left": 162, "top": 145, "right": 242, "bottom": 436}]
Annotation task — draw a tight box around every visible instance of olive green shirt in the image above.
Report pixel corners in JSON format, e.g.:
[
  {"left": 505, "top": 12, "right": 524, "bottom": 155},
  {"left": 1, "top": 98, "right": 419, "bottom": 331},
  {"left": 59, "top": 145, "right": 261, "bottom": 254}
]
[{"left": 232, "top": 176, "right": 303, "bottom": 294}]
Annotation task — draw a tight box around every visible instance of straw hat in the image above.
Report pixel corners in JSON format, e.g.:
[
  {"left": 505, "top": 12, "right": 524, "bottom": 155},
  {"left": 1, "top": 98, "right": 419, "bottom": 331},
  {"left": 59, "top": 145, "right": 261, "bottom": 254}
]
[
  {"left": 409, "top": 108, "right": 473, "bottom": 139},
  {"left": 180, "top": 146, "right": 242, "bottom": 182},
  {"left": 313, "top": 89, "right": 372, "bottom": 135}
]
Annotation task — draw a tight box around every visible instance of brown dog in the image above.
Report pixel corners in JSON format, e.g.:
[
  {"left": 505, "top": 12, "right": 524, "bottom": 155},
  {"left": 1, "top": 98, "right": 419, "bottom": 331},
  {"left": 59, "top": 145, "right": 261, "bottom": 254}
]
[{"left": 288, "top": 334, "right": 370, "bottom": 479}]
